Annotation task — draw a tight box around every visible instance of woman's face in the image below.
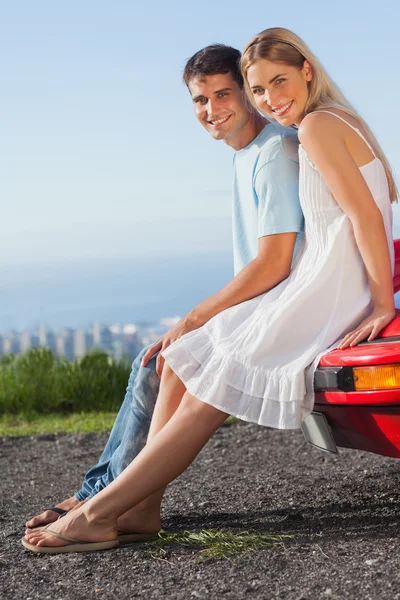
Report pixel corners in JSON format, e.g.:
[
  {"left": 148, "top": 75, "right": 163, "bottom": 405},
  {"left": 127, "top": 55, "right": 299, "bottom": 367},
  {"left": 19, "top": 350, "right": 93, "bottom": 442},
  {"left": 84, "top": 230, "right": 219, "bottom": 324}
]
[{"left": 246, "top": 59, "right": 312, "bottom": 126}]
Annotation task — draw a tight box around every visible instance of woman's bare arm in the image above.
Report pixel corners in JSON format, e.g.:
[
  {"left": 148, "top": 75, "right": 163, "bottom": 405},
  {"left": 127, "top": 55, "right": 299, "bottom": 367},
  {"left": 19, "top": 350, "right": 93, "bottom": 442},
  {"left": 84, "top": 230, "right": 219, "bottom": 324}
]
[{"left": 299, "top": 112, "right": 395, "bottom": 348}]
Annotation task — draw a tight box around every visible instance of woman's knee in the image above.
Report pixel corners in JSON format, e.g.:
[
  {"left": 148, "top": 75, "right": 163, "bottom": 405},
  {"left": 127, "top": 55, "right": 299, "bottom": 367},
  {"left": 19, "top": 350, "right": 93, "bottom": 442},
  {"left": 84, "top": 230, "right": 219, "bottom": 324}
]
[
  {"left": 161, "top": 362, "right": 175, "bottom": 380},
  {"left": 160, "top": 363, "right": 186, "bottom": 391}
]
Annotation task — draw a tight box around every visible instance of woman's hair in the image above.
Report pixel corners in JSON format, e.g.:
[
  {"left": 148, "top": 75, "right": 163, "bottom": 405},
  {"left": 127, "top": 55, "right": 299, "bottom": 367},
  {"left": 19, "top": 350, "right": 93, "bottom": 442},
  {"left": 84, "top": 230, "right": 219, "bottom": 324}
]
[{"left": 241, "top": 27, "right": 397, "bottom": 202}]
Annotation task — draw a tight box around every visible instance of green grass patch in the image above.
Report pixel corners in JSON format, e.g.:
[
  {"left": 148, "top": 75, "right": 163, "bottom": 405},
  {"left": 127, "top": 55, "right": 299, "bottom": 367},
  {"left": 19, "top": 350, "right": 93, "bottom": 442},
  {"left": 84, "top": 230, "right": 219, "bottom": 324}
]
[
  {"left": 0, "top": 411, "right": 118, "bottom": 436},
  {"left": 0, "top": 412, "right": 238, "bottom": 437},
  {"left": 0, "top": 346, "right": 241, "bottom": 436},
  {"left": 143, "top": 528, "right": 289, "bottom": 562},
  {"left": 0, "top": 349, "right": 131, "bottom": 415}
]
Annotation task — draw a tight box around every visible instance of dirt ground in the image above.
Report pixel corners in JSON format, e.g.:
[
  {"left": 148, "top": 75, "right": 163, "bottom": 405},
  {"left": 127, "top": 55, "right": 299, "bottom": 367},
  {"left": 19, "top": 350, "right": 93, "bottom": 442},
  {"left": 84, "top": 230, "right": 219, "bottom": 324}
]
[{"left": 1, "top": 421, "right": 400, "bottom": 600}]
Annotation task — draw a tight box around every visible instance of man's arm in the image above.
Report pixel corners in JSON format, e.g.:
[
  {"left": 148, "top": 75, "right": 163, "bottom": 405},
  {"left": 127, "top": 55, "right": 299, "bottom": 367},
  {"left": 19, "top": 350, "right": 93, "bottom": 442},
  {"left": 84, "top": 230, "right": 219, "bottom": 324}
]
[{"left": 186, "top": 232, "right": 297, "bottom": 327}]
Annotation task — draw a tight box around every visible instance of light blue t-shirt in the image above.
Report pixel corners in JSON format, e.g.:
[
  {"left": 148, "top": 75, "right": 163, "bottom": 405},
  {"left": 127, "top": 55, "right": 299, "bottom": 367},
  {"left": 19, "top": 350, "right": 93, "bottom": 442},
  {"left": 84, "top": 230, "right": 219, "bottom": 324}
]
[{"left": 232, "top": 122, "right": 303, "bottom": 274}]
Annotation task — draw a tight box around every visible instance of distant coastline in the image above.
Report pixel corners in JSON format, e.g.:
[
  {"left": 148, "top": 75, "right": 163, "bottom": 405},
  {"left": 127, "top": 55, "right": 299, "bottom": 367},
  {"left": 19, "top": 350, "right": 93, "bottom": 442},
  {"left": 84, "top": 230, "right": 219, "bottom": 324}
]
[
  {"left": 2, "top": 217, "right": 400, "bottom": 333},
  {"left": 0, "top": 252, "right": 233, "bottom": 332}
]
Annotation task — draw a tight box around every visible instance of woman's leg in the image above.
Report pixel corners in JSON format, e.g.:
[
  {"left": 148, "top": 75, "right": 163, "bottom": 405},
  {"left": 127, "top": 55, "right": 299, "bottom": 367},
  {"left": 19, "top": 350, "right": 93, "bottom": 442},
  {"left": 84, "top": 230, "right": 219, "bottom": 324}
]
[
  {"left": 25, "top": 370, "right": 228, "bottom": 548},
  {"left": 115, "top": 365, "right": 187, "bottom": 533}
]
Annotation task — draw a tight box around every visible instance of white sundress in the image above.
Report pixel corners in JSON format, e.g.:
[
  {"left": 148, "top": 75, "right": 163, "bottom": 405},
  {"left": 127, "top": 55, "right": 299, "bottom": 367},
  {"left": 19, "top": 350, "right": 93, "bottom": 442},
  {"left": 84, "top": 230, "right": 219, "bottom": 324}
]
[{"left": 162, "top": 111, "right": 394, "bottom": 430}]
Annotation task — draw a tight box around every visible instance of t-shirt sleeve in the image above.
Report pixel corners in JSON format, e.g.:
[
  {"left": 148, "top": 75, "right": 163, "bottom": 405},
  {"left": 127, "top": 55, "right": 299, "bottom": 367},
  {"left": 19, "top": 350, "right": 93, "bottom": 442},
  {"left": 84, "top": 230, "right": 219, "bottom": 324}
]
[{"left": 254, "top": 156, "right": 303, "bottom": 238}]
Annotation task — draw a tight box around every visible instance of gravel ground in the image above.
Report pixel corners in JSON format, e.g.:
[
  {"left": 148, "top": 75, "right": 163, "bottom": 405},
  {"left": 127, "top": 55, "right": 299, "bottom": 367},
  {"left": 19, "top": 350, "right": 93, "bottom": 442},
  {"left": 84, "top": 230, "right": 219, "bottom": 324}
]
[{"left": 1, "top": 422, "right": 400, "bottom": 600}]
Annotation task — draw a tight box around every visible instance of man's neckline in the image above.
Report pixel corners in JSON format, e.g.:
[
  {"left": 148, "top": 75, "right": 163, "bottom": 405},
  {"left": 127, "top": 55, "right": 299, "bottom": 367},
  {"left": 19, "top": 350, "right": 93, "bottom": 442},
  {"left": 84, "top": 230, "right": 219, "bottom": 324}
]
[{"left": 235, "top": 121, "right": 273, "bottom": 155}]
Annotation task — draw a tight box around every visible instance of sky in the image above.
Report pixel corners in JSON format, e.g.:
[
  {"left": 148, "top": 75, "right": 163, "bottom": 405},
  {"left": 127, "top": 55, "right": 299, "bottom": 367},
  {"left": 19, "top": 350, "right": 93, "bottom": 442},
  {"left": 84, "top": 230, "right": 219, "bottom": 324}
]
[{"left": 1, "top": 0, "right": 400, "bottom": 264}]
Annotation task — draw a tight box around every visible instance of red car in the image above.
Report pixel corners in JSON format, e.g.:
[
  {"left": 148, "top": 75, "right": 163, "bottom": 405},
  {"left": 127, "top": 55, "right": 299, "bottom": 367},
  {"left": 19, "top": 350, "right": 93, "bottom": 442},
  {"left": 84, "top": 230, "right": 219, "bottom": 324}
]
[{"left": 302, "top": 238, "right": 400, "bottom": 458}]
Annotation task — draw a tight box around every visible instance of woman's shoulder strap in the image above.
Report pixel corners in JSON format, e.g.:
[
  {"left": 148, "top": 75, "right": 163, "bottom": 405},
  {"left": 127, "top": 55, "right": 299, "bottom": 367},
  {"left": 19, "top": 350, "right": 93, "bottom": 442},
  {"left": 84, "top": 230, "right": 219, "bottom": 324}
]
[{"left": 315, "top": 110, "right": 375, "bottom": 157}]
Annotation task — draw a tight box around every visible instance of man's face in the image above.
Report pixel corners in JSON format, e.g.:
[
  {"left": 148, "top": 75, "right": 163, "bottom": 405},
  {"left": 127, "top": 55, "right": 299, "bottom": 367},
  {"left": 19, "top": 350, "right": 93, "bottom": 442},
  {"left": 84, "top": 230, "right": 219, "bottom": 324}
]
[{"left": 188, "top": 72, "right": 252, "bottom": 143}]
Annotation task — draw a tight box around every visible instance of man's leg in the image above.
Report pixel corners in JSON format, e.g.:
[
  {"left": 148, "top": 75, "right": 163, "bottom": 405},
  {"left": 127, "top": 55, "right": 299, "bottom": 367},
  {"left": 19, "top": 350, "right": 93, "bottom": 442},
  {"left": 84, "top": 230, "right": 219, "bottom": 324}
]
[
  {"left": 77, "top": 347, "right": 159, "bottom": 500},
  {"left": 26, "top": 345, "right": 159, "bottom": 529}
]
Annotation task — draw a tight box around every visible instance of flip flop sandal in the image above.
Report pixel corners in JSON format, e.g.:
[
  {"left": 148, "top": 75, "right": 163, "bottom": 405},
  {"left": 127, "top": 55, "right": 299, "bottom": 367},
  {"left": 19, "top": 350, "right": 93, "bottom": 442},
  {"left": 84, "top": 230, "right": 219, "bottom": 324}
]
[
  {"left": 27, "top": 525, "right": 159, "bottom": 542},
  {"left": 44, "top": 507, "right": 68, "bottom": 517},
  {"left": 21, "top": 526, "right": 119, "bottom": 554}
]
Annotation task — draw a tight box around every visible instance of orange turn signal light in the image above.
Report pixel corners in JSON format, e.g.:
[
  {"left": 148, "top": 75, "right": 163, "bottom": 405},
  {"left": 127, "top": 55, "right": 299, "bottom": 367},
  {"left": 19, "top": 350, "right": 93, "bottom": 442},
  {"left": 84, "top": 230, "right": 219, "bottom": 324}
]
[{"left": 353, "top": 364, "right": 400, "bottom": 391}]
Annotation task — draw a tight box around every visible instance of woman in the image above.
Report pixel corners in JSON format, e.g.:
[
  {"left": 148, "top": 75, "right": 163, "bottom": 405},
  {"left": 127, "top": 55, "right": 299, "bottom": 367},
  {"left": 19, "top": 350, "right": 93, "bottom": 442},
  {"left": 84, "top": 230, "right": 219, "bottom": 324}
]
[{"left": 23, "top": 28, "right": 396, "bottom": 553}]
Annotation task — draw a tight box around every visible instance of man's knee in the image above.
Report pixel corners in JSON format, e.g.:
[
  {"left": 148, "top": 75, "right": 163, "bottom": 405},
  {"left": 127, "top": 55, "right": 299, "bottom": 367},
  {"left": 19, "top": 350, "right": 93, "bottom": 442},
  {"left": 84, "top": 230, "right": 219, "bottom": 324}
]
[
  {"left": 130, "top": 349, "right": 160, "bottom": 415},
  {"left": 133, "top": 346, "right": 157, "bottom": 373}
]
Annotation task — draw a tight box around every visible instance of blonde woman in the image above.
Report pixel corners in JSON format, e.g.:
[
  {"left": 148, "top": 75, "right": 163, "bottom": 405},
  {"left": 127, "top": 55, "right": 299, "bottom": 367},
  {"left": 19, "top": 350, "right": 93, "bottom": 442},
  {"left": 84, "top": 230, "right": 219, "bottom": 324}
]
[{"left": 23, "top": 28, "right": 396, "bottom": 553}]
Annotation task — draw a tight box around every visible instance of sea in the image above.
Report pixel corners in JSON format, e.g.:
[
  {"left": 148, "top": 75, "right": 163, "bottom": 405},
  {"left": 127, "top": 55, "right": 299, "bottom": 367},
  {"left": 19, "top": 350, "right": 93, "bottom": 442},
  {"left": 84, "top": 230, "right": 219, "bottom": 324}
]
[
  {"left": 0, "top": 253, "right": 233, "bottom": 332},
  {"left": 2, "top": 217, "right": 400, "bottom": 334}
]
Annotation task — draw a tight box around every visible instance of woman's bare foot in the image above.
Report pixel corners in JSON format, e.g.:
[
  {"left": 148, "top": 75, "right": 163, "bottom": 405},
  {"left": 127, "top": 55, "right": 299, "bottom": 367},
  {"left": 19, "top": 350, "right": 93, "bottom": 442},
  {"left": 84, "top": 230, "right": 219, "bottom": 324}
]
[
  {"left": 25, "top": 496, "right": 79, "bottom": 530},
  {"left": 116, "top": 501, "right": 161, "bottom": 535},
  {"left": 26, "top": 495, "right": 161, "bottom": 537},
  {"left": 23, "top": 504, "right": 117, "bottom": 549}
]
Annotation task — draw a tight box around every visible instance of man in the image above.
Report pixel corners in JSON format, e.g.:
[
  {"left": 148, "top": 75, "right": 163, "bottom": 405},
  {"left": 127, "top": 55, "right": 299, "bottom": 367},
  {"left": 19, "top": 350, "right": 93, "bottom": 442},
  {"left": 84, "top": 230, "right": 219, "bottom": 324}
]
[{"left": 26, "top": 44, "right": 302, "bottom": 535}]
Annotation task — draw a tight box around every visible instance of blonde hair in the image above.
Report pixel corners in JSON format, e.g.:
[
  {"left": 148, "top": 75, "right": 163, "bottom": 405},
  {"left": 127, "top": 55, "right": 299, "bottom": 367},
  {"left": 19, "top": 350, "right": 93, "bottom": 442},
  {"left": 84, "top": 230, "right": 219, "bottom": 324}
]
[{"left": 241, "top": 27, "right": 398, "bottom": 202}]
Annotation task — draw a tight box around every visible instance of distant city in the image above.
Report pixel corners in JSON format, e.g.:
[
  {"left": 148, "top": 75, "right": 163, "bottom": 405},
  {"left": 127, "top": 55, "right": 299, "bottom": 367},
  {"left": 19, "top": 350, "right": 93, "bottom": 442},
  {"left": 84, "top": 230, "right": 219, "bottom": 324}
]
[{"left": 0, "top": 317, "right": 181, "bottom": 362}]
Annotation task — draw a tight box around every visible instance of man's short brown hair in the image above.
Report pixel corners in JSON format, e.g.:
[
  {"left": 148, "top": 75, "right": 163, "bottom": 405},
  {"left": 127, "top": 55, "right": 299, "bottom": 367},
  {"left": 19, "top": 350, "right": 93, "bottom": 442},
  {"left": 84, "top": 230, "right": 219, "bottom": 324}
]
[{"left": 183, "top": 44, "right": 243, "bottom": 89}]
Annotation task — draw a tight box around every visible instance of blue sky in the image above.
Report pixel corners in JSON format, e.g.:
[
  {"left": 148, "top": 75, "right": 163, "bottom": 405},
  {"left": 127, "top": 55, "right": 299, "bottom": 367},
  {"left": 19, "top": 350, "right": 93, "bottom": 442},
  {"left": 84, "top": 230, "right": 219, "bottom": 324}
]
[{"left": 1, "top": 0, "right": 399, "bottom": 263}]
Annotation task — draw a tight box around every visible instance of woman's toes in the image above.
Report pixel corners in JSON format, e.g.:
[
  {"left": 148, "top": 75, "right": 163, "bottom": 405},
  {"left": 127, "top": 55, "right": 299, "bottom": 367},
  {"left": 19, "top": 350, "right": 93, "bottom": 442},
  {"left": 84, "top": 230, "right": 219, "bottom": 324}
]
[
  {"left": 25, "top": 525, "right": 39, "bottom": 534},
  {"left": 36, "top": 536, "right": 61, "bottom": 548},
  {"left": 25, "top": 532, "right": 41, "bottom": 543},
  {"left": 27, "top": 529, "right": 50, "bottom": 541},
  {"left": 24, "top": 531, "right": 61, "bottom": 548}
]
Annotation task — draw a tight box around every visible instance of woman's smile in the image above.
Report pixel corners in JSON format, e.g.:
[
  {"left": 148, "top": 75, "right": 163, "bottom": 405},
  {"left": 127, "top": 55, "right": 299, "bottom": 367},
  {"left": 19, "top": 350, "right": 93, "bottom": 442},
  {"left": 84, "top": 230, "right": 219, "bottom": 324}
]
[{"left": 272, "top": 100, "right": 294, "bottom": 117}]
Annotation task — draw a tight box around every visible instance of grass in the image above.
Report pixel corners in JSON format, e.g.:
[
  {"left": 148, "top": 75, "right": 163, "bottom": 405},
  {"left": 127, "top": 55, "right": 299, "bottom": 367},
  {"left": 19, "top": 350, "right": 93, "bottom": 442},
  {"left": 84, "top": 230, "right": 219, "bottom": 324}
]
[
  {"left": 0, "top": 411, "right": 118, "bottom": 436},
  {"left": 0, "top": 349, "right": 131, "bottom": 415},
  {"left": 0, "top": 347, "right": 239, "bottom": 436},
  {"left": 143, "top": 528, "right": 290, "bottom": 562},
  {"left": 0, "top": 412, "right": 238, "bottom": 437},
  {"left": 223, "top": 415, "right": 238, "bottom": 426},
  {"left": 0, "top": 412, "right": 239, "bottom": 437}
]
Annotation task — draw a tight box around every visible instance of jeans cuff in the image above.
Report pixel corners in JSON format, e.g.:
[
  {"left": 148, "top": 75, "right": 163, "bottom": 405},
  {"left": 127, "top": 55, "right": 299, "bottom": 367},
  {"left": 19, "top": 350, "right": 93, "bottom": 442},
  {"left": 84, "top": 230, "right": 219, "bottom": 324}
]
[{"left": 75, "top": 489, "right": 89, "bottom": 502}]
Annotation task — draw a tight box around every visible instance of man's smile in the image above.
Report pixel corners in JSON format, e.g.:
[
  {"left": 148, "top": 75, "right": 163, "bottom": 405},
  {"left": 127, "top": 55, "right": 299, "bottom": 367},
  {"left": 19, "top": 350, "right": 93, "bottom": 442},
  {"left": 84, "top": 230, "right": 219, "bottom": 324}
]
[{"left": 207, "top": 115, "right": 232, "bottom": 127}]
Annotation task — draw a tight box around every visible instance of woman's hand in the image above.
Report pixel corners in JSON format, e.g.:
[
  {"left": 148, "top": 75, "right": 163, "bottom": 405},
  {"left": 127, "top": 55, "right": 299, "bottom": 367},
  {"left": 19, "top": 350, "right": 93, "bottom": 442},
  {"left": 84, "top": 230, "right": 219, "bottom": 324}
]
[
  {"left": 141, "top": 316, "right": 201, "bottom": 377},
  {"left": 338, "top": 307, "right": 396, "bottom": 349}
]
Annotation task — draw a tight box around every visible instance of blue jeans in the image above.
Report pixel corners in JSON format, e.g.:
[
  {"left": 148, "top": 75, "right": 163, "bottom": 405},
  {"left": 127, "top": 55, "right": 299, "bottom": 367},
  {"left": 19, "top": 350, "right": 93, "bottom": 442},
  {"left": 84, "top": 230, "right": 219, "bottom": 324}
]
[{"left": 76, "top": 346, "right": 159, "bottom": 501}]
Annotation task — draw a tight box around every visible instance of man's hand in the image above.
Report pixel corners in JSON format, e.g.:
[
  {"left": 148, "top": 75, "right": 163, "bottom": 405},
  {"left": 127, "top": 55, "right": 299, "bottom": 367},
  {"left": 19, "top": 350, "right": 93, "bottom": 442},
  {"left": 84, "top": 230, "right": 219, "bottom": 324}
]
[{"left": 141, "top": 316, "right": 201, "bottom": 378}]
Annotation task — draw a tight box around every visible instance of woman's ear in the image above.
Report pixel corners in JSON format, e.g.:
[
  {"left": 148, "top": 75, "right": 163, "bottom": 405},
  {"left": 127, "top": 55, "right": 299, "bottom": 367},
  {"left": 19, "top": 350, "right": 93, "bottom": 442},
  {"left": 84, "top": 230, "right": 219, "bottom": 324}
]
[{"left": 303, "top": 60, "right": 313, "bottom": 82}]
